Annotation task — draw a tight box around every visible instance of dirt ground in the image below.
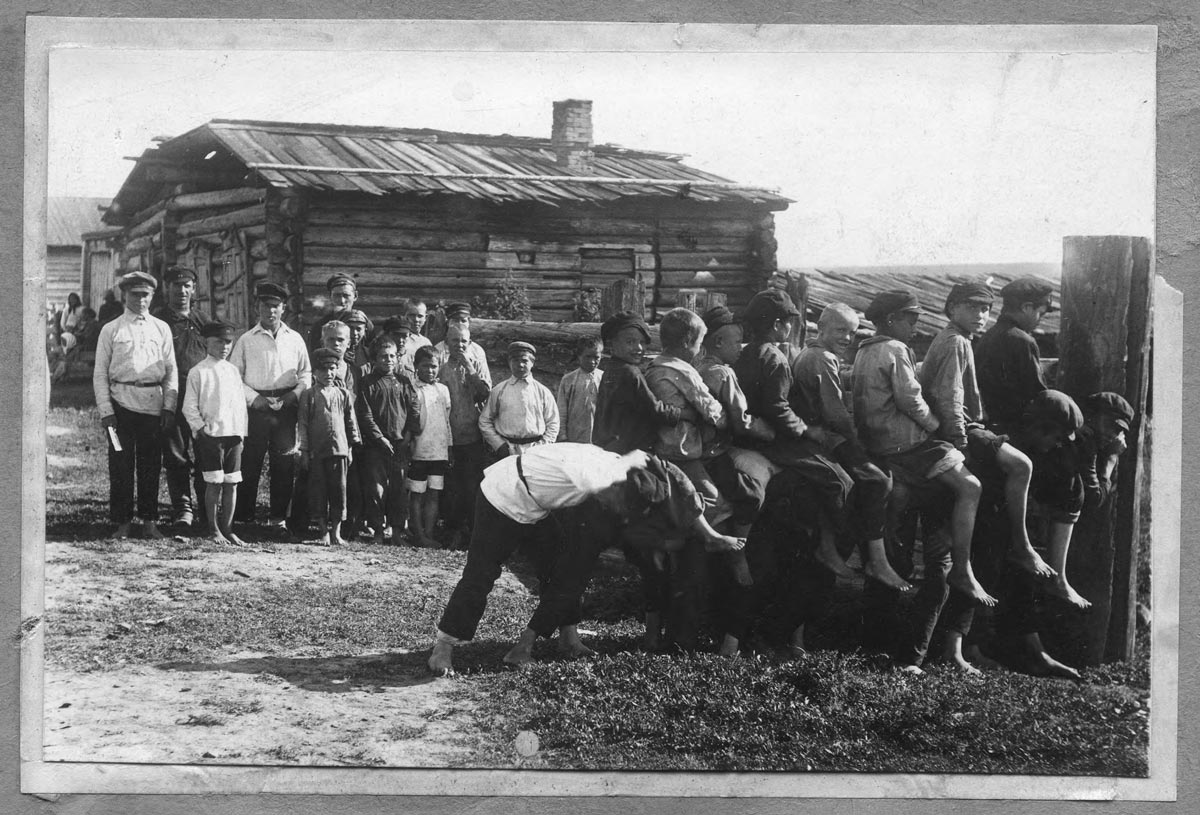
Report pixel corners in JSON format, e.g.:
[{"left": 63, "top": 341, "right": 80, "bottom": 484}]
[{"left": 40, "top": 540, "right": 519, "bottom": 768}]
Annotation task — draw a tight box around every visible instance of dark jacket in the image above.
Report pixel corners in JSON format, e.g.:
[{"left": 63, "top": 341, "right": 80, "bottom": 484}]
[
  {"left": 151, "top": 306, "right": 210, "bottom": 391},
  {"left": 356, "top": 368, "right": 421, "bottom": 446},
  {"left": 974, "top": 314, "right": 1046, "bottom": 430},
  {"left": 733, "top": 341, "right": 808, "bottom": 442},
  {"left": 592, "top": 358, "right": 682, "bottom": 455}
]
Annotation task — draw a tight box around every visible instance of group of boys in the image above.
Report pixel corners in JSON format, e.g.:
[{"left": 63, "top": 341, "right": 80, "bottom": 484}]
[{"left": 425, "top": 277, "right": 1134, "bottom": 678}]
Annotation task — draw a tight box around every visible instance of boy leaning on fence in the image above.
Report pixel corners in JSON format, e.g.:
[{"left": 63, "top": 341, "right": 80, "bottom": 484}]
[{"left": 180, "top": 320, "right": 248, "bottom": 547}]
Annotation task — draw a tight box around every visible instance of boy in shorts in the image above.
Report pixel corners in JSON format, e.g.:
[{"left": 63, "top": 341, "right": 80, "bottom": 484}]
[
  {"left": 181, "top": 320, "right": 248, "bottom": 546},
  {"left": 408, "top": 345, "right": 453, "bottom": 548},
  {"left": 852, "top": 289, "right": 993, "bottom": 673}
]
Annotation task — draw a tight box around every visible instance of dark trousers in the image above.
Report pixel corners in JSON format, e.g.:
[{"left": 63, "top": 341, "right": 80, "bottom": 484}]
[
  {"left": 309, "top": 455, "right": 348, "bottom": 523},
  {"left": 162, "top": 407, "right": 205, "bottom": 519},
  {"left": 345, "top": 453, "right": 364, "bottom": 529},
  {"left": 236, "top": 405, "right": 297, "bottom": 522},
  {"left": 527, "top": 502, "right": 616, "bottom": 637},
  {"left": 833, "top": 441, "right": 892, "bottom": 546},
  {"left": 107, "top": 403, "right": 162, "bottom": 524},
  {"left": 444, "top": 440, "right": 487, "bottom": 530},
  {"left": 360, "top": 444, "right": 407, "bottom": 531}
]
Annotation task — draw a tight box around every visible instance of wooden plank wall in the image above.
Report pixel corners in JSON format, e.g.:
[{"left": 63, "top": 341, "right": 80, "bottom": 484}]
[{"left": 298, "top": 195, "right": 776, "bottom": 327}]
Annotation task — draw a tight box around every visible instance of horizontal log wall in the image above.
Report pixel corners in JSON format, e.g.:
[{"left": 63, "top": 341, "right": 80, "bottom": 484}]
[{"left": 300, "top": 194, "right": 772, "bottom": 328}]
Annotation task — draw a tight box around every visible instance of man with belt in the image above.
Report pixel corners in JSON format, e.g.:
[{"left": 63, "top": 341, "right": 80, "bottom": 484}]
[
  {"left": 153, "top": 265, "right": 211, "bottom": 527},
  {"left": 92, "top": 271, "right": 179, "bottom": 540},
  {"left": 230, "top": 282, "right": 312, "bottom": 529}
]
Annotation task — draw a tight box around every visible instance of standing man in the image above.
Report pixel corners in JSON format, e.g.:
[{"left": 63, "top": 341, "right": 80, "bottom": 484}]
[
  {"left": 434, "top": 302, "right": 489, "bottom": 374},
  {"left": 230, "top": 282, "right": 312, "bottom": 529},
  {"left": 92, "top": 271, "right": 179, "bottom": 540},
  {"left": 153, "top": 265, "right": 211, "bottom": 527},
  {"left": 307, "top": 274, "right": 374, "bottom": 350}
]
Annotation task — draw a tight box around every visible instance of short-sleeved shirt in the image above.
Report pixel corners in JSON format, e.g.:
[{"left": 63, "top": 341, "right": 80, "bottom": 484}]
[{"left": 413, "top": 380, "right": 452, "bottom": 461}]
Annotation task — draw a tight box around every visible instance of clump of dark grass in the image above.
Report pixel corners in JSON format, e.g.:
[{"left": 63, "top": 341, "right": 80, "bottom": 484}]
[{"left": 475, "top": 650, "right": 1149, "bottom": 775}]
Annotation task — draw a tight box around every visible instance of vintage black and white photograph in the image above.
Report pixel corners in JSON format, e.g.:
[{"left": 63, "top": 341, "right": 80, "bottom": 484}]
[{"left": 23, "top": 18, "right": 1173, "bottom": 798}]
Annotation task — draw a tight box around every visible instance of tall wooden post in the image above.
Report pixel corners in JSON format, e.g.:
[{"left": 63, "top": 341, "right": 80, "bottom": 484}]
[{"left": 1053, "top": 235, "right": 1152, "bottom": 665}]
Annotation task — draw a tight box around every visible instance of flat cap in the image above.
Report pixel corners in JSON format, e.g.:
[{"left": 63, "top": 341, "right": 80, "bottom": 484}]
[
  {"left": 1000, "top": 276, "right": 1056, "bottom": 310},
  {"left": 864, "top": 289, "right": 921, "bottom": 324},
  {"left": 201, "top": 320, "right": 236, "bottom": 340},
  {"left": 325, "top": 274, "right": 357, "bottom": 291},
  {"left": 742, "top": 289, "right": 801, "bottom": 325},
  {"left": 1023, "top": 390, "right": 1083, "bottom": 440},
  {"left": 163, "top": 266, "right": 198, "bottom": 284},
  {"left": 445, "top": 301, "right": 472, "bottom": 319},
  {"left": 311, "top": 347, "right": 342, "bottom": 366},
  {"left": 701, "top": 305, "right": 738, "bottom": 334},
  {"left": 382, "top": 316, "right": 410, "bottom": 335},
  {"left": 600, "top": 310, "right": 652, "bottom": 343},
  {"left": 255, "top": 282, "right": 288, "bottom": 302},
  {"left": 945, "top": 281, "right": 994, "bottom": 309},
  {"left": 507, "top": 341, "right": 537, "bottom": 358},
  {"left": 338, "top": 308, "right": 368, "bottom": 326},
  {"left": 1084, "top": 392, "right": 1134, "bottom": 431},
  {"left": 118, "top": 271, "right": 158, "bottom": 292}
]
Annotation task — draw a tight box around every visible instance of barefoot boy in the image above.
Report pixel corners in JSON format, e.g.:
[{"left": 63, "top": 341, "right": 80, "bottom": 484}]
[
  {"left": 181, "top": 321, "right": 248, "bottom": 546},
  {"left": 920, "top": 282, "right": 1055, "bottom": 580},
  {"left": 298, "top": 347, "right": 361, "bottom": 546},
  {"left": 408, "top": 345, "right": 453, "bottom": 548},
  {"left": 556, "top": 336, "right": 604, "bottom": 444},
  {"left": 792, "top": 302, "right": 913, "bottom": 593}
]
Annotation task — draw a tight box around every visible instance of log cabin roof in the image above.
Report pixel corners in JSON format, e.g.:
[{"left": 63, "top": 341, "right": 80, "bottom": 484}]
[
  {"left": 47, "top": 196, "right": 111, "bottom": 246},
  {"left": 105, "top": 118, "right": 792, "bottom": 222},
  {"left": 798, "top": 263, "right": 1062, "bottom": 338}
]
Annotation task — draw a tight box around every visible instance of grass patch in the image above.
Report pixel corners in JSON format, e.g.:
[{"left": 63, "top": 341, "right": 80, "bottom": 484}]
[{"left": 476, "top": 650, "right": 1149, "bottom": 774}]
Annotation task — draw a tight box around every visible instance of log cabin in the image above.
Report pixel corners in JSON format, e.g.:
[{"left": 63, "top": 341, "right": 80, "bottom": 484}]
[{"left": 100, "top": 100, "right": 792, "bottom": 332}]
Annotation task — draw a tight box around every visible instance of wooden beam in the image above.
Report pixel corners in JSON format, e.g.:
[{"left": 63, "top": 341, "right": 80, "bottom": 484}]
[
  {"left": 145, "top": 166, "right": 248, "bottom": 186},
  {"left": 176, "top": 204, "right": 265, "bottom": 238},
  {"left": 168, "top": 187, "right": 265, "bottom": 211}
]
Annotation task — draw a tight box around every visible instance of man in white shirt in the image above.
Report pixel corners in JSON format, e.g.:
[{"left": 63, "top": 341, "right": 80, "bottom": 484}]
[
  {"left": 428, "top": 444, "right": 744, "bottom": 674},
  {"left": 229, "top": 282, "right": 312, "bottom": 528},
  {"left": 92, "top": 271, "right": 179, "bottom": 539}
]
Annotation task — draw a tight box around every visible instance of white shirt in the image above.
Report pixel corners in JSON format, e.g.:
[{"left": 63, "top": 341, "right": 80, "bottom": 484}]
[
  {"left": 412, "top": 380, "right": 452, "bottom": 461},
  {"left": 92, "top": 310, "right": 179, "bottom": 417},
  {"left": 182, "top": 356, "right": 249, "bottom": 438},
  {"left": 480, "top": 443, "right": 632, "bottom": 524},
  {"left": 228, "top": 322, "right": 312, "bottom": 405},
  {"left": 478, "top": 375, "right": 559, "bottom": 452}
]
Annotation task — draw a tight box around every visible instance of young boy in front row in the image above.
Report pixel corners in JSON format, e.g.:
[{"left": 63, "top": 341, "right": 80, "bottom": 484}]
[
  {"left": 181, "top": 320, "right": 248, "bottom": 546},
  {"left": 357, "top": 336, "right": 421, "bottom": 546},
  {"left": 408, "top": 345, "right": 453, "bottom": 548},
  {"left": 851, "top": 289, "right": 992, "bottom": 674},
  {"left": 298, "top": 347, "right": 361, "bottom": 546},
  {"left": 556, "top": 336, "right": 604, "bottom": 444}
]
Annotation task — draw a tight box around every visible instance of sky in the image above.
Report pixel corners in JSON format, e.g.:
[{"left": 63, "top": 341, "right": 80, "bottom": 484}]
[{"left": 46, "top": 28, "right": 1155, "bottom": 268}]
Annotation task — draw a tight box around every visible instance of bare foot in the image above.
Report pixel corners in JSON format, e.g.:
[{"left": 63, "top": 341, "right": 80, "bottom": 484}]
[
  {"left": 704, "top": 535, "right": 745, "bottom": 554},
  {"left": 948, "top": 569, "right": 997, "bottom": 607},
  {"left": 503, "top": 642, "right": 534, "bottom": 666},
  {"left": 1009, "top": 545, "right": 1056, "bottom": 579},
  {"left": 428, "top": 641, "right": 455, "bottom": 676},
  {"left": 226, "top": 533, "right": 248, "bottom": 548},
  {"left": 963, "top": 644, "right": 1003, "bottom": 672},
  {"left": 111, "top": 523, "right": 133, "bottom": 540},
  {"left": 558, "top": 640, "right": 595, "bottom": 659},
  {"left": 813, "top": 546, "right": 855, "bottom": 579},
  {"left": 140, "top": 521, "right": 165, "bottom": 540},
  {"left": 1046, "top": 580, "right": 1092, "bottom": 609},
  {"left": 328, "top": 532, "right": 347, "bottom": 547},
  {"left": 1027, "top": 650, "right": 1081, "bottom": 681},
  {"left": 943, "top": 655, "right": 983, "bottom": 677},
  {"left": 210, "top": 532, "right": 231, "bottom": 546},
  {"left": 898, "top": 663, "right": 925, "bottom": 676},
  {"left": 863, "top": 558, "right": 913, "bottom": 592}
]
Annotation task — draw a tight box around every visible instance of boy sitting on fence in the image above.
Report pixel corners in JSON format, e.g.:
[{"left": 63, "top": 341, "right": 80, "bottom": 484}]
[
  {"left": 791, "top": 302, "right": 913, "bottom": 593},
  {"left": 479, "top": 341, "right": 559, "bottom": 459},
  {"left": 852, "top": 289, "right": 992, "bottom": 674},
  {"left": 298, "top": 347, "right": 362, "bottom": 547},
  {"left": 181, "top": 321, "right": 248, "bottom": 547},
  {"left": 356, "top": 335, "right": 421, "bottom": 546},
  {"left": 556, "top": 336, "right": 604, "bottom": 445},
  {"left": 408, "top": 345, "right": 453, "bottom": 548}
]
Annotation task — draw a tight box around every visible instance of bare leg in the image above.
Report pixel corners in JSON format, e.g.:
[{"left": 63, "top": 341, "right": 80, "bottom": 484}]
[
  {"left": 329, "top": 519, "right": 346, "bottom": 547},
  {"left": 558, "top": 625, "right": 595, "bottom": 658},
  {"left": 940, "top": 630, "right": 982, "bottom": 676},
  {"left": 963, "top": 643, "right": 1003, "bottom": 671},
  {"left": 205, "top": 483, "right": 229, "bottom": 544},
  {"left": 812, "top": 522, "right": 855, "bottom": 579},
  {"left": 862, "top": 537, "right": 912, "bottom": 591},
  {"left": 503, "top": 627, "right": 538, "bottom": 666},
  {"left": 424, "top": 490, "right": 442, "bottom": 548},
  {"left": 1022, "top": 632, "right": 1081, "bottom": 680},
  {"left": 411, "top": 491, "right": 434, "bottom": 547},
  {"left": 1044, "top": 520, "right": 1091, "bottom": 609},
  {"left": 936, "top": 466, "right": 996, "bottom": 607},
  {"left": 996, "top": 444, "right": 1055, "bottom": 578},
  {"left": 219, "top": 484, "right": 246, "bottom": 546}
]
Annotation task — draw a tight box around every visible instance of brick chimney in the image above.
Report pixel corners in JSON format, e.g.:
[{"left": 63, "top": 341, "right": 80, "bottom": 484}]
[{"left": 551, "top": 99, "right": 594, "bottom": 174}]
